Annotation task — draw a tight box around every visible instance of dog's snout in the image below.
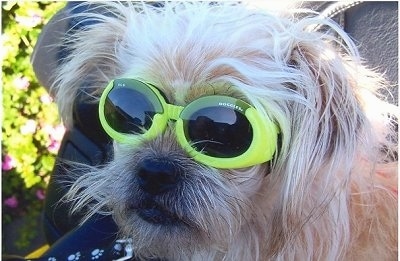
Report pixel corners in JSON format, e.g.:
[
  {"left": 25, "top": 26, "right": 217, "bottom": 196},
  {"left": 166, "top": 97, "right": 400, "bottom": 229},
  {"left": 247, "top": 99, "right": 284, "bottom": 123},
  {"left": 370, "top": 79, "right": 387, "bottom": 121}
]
[{"left": 137, "top": 159, "right": 180, "bottom": 194}]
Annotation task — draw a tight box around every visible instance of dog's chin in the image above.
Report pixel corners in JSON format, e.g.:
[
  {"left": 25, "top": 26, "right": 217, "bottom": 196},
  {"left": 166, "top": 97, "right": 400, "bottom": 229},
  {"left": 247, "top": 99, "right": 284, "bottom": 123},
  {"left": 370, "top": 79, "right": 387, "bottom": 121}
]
[{"left": 116, "top": 202, "right": 212, "bottom": 261}]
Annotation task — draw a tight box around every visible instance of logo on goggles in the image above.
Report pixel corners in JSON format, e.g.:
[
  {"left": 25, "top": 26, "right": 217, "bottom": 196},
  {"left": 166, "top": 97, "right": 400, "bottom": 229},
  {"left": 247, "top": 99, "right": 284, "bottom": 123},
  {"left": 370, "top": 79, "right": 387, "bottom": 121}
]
[{"left": 218, "top": 102, "right": 244, "bottom": 112}]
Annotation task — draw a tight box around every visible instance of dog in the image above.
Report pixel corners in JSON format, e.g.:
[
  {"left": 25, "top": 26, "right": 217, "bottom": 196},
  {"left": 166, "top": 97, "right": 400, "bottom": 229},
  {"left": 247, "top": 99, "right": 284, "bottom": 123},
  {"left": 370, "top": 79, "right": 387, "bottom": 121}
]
[{"left": 49, "top": 2, "right": 397, "bottom": 260}]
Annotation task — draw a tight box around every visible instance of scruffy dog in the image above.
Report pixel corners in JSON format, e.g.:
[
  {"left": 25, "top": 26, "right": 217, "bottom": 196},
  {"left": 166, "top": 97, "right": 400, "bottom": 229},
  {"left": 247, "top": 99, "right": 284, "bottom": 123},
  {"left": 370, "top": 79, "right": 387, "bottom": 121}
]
[{"left": 51, "top": 2, "right": 397, "bottom": 260}]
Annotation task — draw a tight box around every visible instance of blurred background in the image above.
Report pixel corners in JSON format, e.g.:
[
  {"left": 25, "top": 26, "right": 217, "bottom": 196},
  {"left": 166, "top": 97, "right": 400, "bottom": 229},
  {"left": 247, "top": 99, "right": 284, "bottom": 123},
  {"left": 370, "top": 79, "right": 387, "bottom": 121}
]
[{"left": 2, "top": 1, "right": 65, "bottom": 256}]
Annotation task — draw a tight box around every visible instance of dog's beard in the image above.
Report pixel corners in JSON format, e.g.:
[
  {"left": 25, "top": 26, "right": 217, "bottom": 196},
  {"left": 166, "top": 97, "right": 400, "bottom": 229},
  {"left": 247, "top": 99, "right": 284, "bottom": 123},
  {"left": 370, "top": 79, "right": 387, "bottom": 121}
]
[{"left": 67, "top": 130, "right": 272, "bottom": 260}]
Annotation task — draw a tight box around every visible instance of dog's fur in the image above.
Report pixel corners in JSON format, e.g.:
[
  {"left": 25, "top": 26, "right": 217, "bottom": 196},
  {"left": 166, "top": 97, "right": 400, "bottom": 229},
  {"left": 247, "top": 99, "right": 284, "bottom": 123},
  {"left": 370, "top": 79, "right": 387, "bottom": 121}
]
[{"left": 51, "top": 2, "right": 397, "bottom": 260}]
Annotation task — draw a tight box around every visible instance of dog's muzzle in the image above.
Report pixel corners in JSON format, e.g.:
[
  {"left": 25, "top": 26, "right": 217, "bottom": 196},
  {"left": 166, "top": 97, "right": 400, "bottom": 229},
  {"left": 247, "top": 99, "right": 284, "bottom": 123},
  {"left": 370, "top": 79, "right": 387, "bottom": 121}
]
[{"left": 131, "top": 158, "right": 184, "bottom": 225}]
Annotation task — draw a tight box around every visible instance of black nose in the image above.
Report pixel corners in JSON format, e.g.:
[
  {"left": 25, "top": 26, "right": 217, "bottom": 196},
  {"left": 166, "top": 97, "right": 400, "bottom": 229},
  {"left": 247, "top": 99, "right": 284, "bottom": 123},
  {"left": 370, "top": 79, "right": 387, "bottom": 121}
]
[{"left": 137, "top": 159, "right": 180, "bottom": 195}]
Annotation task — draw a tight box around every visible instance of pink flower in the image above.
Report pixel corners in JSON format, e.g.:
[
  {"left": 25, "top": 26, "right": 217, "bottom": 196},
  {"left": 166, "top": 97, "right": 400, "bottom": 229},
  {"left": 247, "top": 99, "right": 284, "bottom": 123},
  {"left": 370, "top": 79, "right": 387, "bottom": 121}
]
[
  {"left": 20, "top": 119, "right": 37, "bottom": 135},
  {"left": 36, "top": 189, "right": 46, "bottom": 200},
  {"left": 2, "top": 154, "right": 16, "bottom": 171},
  {"left": 13, "top": 76, "right": 30, "bottom": 90},
  {"left": 4, "top": 196, "right": 18, "bottom": 208},
  {"left": 15, "top": 13, "right": 43, "bottom": 28},
  {"left": 50, "top": 124, "right": 66, "bottom": 141},
  {"left": 47, "top": 140, "right": 61, "bottom": 154},
  {"left": 43, "top": 124, "right": 65, "bottom": 141},
  {"left": 44, "top": 124, "right": 65, "bottom": 153},
  {"left": 40, "top": 94, "right": 53, "bottom": 104}
]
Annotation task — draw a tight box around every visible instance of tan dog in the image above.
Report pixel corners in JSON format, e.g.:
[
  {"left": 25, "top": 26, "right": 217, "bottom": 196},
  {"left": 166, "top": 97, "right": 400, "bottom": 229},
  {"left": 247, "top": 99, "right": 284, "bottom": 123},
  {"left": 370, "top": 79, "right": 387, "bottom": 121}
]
[{"left": 50, "top": 2, "right": 397, "bottom": 260}]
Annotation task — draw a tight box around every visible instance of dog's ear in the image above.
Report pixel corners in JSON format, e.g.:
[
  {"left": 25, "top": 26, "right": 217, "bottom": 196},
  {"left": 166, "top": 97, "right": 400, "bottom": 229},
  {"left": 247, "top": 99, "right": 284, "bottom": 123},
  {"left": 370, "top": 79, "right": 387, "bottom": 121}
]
[
  {"left": 288, "top": 22, "right": 396, "bottom": 159},
  {"left": 50, "top": 2, "right": 131, "bottom": 128},
  {"left": 267, "top": 16, "right": 398, "bottom": 251},
  {"left": 280, "top": 21, "right": 387, "bottom": 165}
]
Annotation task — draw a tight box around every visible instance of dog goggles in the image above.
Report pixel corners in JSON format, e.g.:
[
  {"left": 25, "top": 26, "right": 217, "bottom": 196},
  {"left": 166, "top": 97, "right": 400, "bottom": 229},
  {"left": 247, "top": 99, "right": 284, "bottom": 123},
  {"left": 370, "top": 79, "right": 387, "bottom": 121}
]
[{"left": 99, "top": 78, "right": 279, "bottom": 169}]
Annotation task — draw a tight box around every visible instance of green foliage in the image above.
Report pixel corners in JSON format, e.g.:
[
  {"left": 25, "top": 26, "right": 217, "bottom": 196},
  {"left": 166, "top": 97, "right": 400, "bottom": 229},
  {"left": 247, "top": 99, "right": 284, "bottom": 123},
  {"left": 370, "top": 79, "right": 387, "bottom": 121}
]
[{"left": 2, "top": 1, "right": 65, "bottom": 252}]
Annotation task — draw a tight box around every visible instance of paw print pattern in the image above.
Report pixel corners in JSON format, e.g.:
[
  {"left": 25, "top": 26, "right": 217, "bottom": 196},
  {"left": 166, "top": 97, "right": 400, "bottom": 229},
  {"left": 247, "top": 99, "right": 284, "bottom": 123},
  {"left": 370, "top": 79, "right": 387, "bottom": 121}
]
[
  {"left": 67, "top": 252, "right": 81, "bottom": 261},
  {"left": 91, "top": 249, "right": 105, "bottom": 259},
  {"left": 113, "top": 243, "right": 123, "bottom": 254}
]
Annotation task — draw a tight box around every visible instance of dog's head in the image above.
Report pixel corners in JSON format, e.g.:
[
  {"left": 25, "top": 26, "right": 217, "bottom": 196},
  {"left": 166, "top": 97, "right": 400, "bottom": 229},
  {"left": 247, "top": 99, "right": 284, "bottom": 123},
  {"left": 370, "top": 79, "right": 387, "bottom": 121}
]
[{"left": 53, "top": 2, "right": 396, "bottom": 260}]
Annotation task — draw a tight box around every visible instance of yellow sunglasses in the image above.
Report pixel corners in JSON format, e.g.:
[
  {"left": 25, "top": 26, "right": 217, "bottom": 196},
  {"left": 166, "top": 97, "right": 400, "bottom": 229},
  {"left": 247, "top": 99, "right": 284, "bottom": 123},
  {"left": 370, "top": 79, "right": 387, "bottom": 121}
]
[{"left": 99, "top": 78, "right": 279, "bottom": 169}]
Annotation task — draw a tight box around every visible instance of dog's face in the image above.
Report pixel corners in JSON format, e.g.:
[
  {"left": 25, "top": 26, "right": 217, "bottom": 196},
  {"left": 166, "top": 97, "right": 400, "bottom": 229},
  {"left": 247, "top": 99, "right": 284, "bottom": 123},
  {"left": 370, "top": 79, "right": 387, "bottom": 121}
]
[
  {"left": 108, "top": 135, "right": 271, "bottom": 260},
  {"left": 55, "top": 2, "right": 396, "bottom": 260}
]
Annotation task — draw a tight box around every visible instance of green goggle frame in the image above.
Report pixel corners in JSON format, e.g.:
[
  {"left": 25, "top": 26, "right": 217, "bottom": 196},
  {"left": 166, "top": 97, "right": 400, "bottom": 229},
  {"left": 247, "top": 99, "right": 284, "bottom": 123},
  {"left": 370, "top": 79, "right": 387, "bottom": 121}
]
[{"left": 99, "top": 78, "right": 279, "bottom": 169}]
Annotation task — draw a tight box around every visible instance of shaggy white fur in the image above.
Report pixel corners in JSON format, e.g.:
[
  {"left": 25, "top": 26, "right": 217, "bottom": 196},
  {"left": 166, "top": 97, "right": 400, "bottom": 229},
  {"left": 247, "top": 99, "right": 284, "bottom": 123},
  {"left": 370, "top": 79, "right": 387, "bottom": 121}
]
[{"left": 52, "top": 2, "right": 397, "bottom": 260}]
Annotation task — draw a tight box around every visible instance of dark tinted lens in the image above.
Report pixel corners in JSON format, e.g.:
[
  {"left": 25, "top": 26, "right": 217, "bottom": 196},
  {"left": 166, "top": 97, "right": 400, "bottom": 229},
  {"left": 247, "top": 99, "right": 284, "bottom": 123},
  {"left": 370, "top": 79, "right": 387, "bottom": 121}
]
[
  {"left": 104, "top": 83, "right": 162, "bottom": 134},
  {"left": 183, "top": 106, "right": 253, "bottom": 158}
]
